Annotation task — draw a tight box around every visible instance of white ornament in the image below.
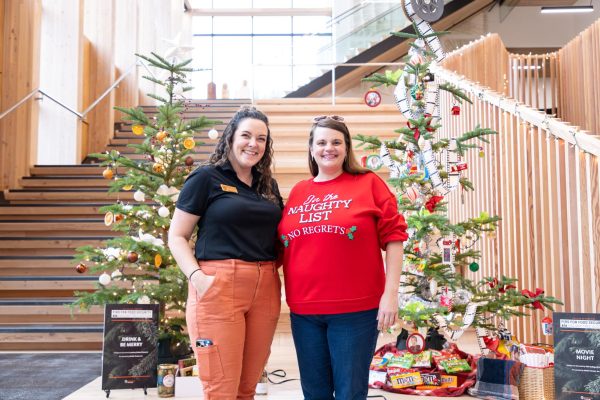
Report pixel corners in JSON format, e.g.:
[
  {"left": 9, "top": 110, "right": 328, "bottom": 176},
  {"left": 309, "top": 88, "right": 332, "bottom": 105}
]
[
  {"left": 134, "top": 229, "right": 165, "bottom": 247},
  {"left": 158, "top": 206, "right": 170, "bottom": 218},
  {"left": 156, "top": 185, "right": 180, "bottom": 201},
  {"left": 102, "top": 247, "right": 121, "bottom": 261},
  {"left": 137, "top": 295, "right": 151, "bottom": 304},
  {"left": 111, "top": 270, "right": 122, "bottom": 279},
  {"left": 208, "top": 128, "right": 219, "bottom": 140},
  {"left": 99, "top": 272, "right": 111, "bottom": 285},
  {"left": 133, "top": 190, "right": 145, "bottom": 202}
]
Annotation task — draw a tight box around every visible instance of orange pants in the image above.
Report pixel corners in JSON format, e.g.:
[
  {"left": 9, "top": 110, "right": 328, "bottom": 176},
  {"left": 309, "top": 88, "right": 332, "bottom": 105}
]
[{"left": 186, "top": 259, "right": 281, "bottom": 400}]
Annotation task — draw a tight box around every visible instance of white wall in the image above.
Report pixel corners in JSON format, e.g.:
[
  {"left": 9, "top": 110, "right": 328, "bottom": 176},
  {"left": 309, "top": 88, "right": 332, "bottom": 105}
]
[
  {"left": 37, "top": 0, "right": 83, "bottom": 164},
  {"left": 486, "top": 0, "right": 600, "bottom": 48}
]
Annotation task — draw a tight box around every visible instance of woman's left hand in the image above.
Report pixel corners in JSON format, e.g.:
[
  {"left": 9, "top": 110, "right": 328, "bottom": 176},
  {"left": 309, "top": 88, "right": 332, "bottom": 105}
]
[{"left": 377, "top": 290, "right": 399, "bottom": 331}]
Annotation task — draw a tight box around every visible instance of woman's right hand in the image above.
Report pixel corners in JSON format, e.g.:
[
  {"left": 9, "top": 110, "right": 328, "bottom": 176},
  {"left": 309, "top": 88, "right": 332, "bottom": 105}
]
[{"left": 190, "top": 269, "right": 216, "bottom": 300}]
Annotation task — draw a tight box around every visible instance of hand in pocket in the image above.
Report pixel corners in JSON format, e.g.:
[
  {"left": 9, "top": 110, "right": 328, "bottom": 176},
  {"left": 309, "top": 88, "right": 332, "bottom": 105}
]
[{"left": 190, "top": 269, "right": 216, "bottom": 300}]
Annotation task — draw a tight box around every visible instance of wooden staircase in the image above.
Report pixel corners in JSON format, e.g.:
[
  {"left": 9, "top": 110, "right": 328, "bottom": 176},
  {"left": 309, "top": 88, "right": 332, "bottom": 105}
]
[{"left": 0, "top": 98, "right": 405, "bottom": 350}]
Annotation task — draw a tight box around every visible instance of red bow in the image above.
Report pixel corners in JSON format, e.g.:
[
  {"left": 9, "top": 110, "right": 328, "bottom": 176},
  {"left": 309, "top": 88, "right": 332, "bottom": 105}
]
[
  {"left": 407, "top": 121, "right": 420, "bottom": 140},
  {"left": 488, "top": 278, "right": 516, "bottom": 293},
  {"left": 522, "top": 288, "right": 545, "bottom": 310},
  {"left": 424, "top": 195, "right": 444, "bottom": 213},
  {"left": 423, "top": 114, "right": 435, "bottom": 132}
]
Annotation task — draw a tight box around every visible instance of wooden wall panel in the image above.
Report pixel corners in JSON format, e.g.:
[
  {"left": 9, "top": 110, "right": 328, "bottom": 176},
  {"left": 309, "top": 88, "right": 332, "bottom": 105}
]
[
  {"left": 0, "top": 0, "right": 41, "bottom": 190},
  {"left": 441, "top": 33, "right": 510, "bottom": 95},
  {"left": 435, "top": 64, "right": 600, "bottom": 342},
  {"left": 558, "top": 18, "right": 600, "bottom": 134}
]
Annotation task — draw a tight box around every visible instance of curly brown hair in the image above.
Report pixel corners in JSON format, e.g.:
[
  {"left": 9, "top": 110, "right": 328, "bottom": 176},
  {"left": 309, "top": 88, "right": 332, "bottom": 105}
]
[
  {"left": 206, "top": 105, "right": 278, "bottom": 203},
  {"left": 308, "top": 117, "right": 369, "bottom": 177}
]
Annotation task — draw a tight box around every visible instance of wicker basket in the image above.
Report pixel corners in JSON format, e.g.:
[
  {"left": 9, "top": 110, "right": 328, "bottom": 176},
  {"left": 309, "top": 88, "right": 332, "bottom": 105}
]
[{"left": 518, "top": 366, "right": 554, "bottom": 400}]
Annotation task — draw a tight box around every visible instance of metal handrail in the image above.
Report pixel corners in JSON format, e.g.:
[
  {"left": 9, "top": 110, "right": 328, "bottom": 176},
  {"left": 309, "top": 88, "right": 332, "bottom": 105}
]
[
  {"left": 0, "top": 60, "right": 142, "bottom": 122},
  {"left": 0, "top": 89, "right": 40, "bottom": 120}
]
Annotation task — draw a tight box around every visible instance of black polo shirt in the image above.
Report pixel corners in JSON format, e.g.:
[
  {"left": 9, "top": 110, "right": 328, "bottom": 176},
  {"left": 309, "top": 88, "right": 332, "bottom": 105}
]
[{"left": 176, "top": 161, "right": 283, "bottom": 261}]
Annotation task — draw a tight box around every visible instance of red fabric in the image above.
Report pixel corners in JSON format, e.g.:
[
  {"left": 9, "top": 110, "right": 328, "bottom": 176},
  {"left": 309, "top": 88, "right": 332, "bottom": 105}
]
[
  {"left": 278, "top": 172, "right": 408, "bottom": 315},
  {"left": 370, "top": 343, "right": 477, "bottom": 397},
  {"left": 522, "top": 288, "right": 545, "bottom": 309},
  {"left": 424, "top": 195, "right": 444, "bottom": 213}
]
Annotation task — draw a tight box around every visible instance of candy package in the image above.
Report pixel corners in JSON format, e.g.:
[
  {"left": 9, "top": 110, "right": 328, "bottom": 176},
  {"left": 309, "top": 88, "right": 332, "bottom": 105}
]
[
  {"left": 413, "top": 350, "right": 432, "bottom": 368},
  {"left": 439, "top": 358, "right": 472, "bottom": 373},
  {"left": 368, "top": 370, "right": 387, "bottom": 386},
  {"left": 389, "top": 370, "right": 423, "bottom": 389},
  {"left": 387, "top": 354, "right": 415, "bottom": 369}
]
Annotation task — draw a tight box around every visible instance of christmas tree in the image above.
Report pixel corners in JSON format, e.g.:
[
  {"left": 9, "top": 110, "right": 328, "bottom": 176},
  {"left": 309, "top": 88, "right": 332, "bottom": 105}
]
[
  {"left": 355, "top": 28, "right": 561, "bottom": 350},
  {"left": 71, "top": 53, "right": 218, "bottom": 350}
]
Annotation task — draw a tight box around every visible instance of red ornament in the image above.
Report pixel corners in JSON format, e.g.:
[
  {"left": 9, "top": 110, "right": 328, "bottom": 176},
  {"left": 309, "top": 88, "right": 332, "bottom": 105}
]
[
  {"left": 127, "top": 251, "right": 139, "bottom": 263},
  {"left": 451, "top": 105, "right": 461, "bottom": 116},
  {"left": 424, "top": 195, "right": 444, "bottom": 213},
  {"left": 364, "top": 89, "right": 382, "bottom": 107},
  {"left": 75, "top": 263, "right": 87, "bottom": 274},
  {"left": 360, "top": 155, "right": 368, "bottom": 168},
  {"left": 450, "top": 162, "right": 468, "bottom": 173},
  {"left": 185, "top": 156, "right": 194, "bottom": 166}
]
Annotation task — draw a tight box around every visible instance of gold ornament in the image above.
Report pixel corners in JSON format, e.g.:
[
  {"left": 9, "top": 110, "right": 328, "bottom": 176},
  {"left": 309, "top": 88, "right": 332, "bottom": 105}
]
[
  {"left": 156, "top": 130, "right": 168, "bottom": 141},
  {"left": 132, "top": 125, "right": 144, "bottom": 136},
  {"left": 104, "top": 211, "right": 114, "bottom": 226},
  {"left": 122, "top": 184, "right": 133, "bottom": 191},
  {"left": 152, "top": 163, "right": 164, "bottom": 173},
  {"left": 183, "top": 138, "right": 195, "bottom": 150},
  {"left": 154, "top": 254, "right": 163, "bottom": 268},
  {"left": 102, "top": 168, "right": 114, "bottom": 180}
]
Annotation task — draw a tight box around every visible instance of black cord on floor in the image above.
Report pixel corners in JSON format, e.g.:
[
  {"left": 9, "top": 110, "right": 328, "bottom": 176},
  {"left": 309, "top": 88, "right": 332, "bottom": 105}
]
[
  {"left": 266, "top": 369, "right": 387, "bottom": 400},
  {"left": 267, "top": 369, "right": 299, "bottom": 385}
]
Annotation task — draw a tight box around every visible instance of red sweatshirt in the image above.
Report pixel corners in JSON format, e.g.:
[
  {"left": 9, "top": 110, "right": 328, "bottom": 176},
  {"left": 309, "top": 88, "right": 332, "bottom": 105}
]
[{"left": 278, "top": 172, "right": 408, "bottom": 315}]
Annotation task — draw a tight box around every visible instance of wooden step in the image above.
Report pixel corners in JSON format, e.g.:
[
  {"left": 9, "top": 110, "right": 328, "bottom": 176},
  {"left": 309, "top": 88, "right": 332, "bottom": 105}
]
[
  {"left": 0, "top": 299, "right": 103, "bottom": 324},
  {"left": 258, "top": 103, "right": 404, "bottom": 114},
  {"left": 0, "top": 275, "right": 100, "bottom": 298},
  {"left": 0, "top": 324, "right": 103, "bottom": 350},
  {"left": 0, "top": 219, "right": 108, "bottom": 233},
  {"left": 3, "top": 190, "right": 134, "bottom": 203},
  {"left": 0, "top": 237, "right": 109, "bottom": 249},
  {"left": 0, "top": 204, "right": 107, "bottom": 216}
]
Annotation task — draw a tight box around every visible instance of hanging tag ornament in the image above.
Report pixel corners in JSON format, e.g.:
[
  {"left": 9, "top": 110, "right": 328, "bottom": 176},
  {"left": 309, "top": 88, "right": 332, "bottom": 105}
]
[
  {"left": 364, "top": 88, "right": 382, "bottom": 107},
  {"left": 441, "top": 239, "right": 453, "bottom": 264},
  {"left": 365, "top": 154, "right": 383, "bottom": 171},
  {"left": 541, "top": 316, "right": 553, "bottom": 335}
]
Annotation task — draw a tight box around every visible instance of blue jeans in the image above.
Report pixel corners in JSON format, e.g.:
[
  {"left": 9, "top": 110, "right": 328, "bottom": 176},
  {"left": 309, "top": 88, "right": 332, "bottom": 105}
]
[{"left": 290, "top": 308, "right": 379, "bottom": 400}]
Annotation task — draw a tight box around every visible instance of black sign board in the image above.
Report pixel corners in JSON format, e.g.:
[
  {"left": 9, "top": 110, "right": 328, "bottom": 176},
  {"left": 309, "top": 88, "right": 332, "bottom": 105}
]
[
  {"left": 101, "top": 304, "right": 159, "bottom": 391},
  {"left": 553, "top": 312, "right": 600, "bottom": 400}
]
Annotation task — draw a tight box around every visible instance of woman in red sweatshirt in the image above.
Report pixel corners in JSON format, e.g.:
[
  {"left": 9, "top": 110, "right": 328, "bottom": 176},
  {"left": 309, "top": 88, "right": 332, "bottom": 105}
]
[{"left": 278, "top": 115, "right": 408, "bottom": 399}]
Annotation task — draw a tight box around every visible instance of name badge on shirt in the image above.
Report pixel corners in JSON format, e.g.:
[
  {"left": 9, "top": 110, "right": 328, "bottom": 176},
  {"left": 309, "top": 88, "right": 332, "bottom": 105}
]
[{"left": 220, "top": 184, "right": 238, "bottom": 194}]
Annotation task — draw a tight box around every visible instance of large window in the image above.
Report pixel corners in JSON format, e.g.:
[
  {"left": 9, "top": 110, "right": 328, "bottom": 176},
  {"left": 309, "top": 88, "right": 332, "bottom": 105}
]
[{"left": 190, "top": 9, "right": 331, "bottom": 99}]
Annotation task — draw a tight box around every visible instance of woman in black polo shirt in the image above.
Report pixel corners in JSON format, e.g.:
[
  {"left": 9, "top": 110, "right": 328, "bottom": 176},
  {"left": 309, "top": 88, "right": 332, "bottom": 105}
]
[{"left": 168, "top": 106, "right": 283, "bottom": 399}]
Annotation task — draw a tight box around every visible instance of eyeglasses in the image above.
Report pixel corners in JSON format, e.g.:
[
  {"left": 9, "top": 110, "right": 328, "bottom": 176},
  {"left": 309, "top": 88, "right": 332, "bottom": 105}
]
[{"left": 313, "top": 115, "right": 345, "bottom": 123}]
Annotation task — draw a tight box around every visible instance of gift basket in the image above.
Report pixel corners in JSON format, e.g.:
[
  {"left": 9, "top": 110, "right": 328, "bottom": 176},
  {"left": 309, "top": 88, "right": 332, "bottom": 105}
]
[{"left": 369, "top": 342, "right": 477, "bottom": 396}]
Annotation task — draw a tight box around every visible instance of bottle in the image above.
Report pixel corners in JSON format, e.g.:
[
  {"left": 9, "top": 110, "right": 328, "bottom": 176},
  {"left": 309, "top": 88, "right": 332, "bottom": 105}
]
[{"left": 255, "top": 369, "right": 268, "bottom": 395}]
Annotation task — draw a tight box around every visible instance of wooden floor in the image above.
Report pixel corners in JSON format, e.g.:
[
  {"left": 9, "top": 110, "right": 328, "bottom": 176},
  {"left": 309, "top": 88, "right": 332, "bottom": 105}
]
[{"left": 62, "top": 331, "right": 478, "bottom": 399}]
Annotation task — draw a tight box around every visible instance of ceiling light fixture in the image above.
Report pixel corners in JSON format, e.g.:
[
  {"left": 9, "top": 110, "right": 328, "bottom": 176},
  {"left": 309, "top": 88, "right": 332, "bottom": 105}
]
[{"left": 540, "top": 5, "right": 594, "bottom": 14}]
